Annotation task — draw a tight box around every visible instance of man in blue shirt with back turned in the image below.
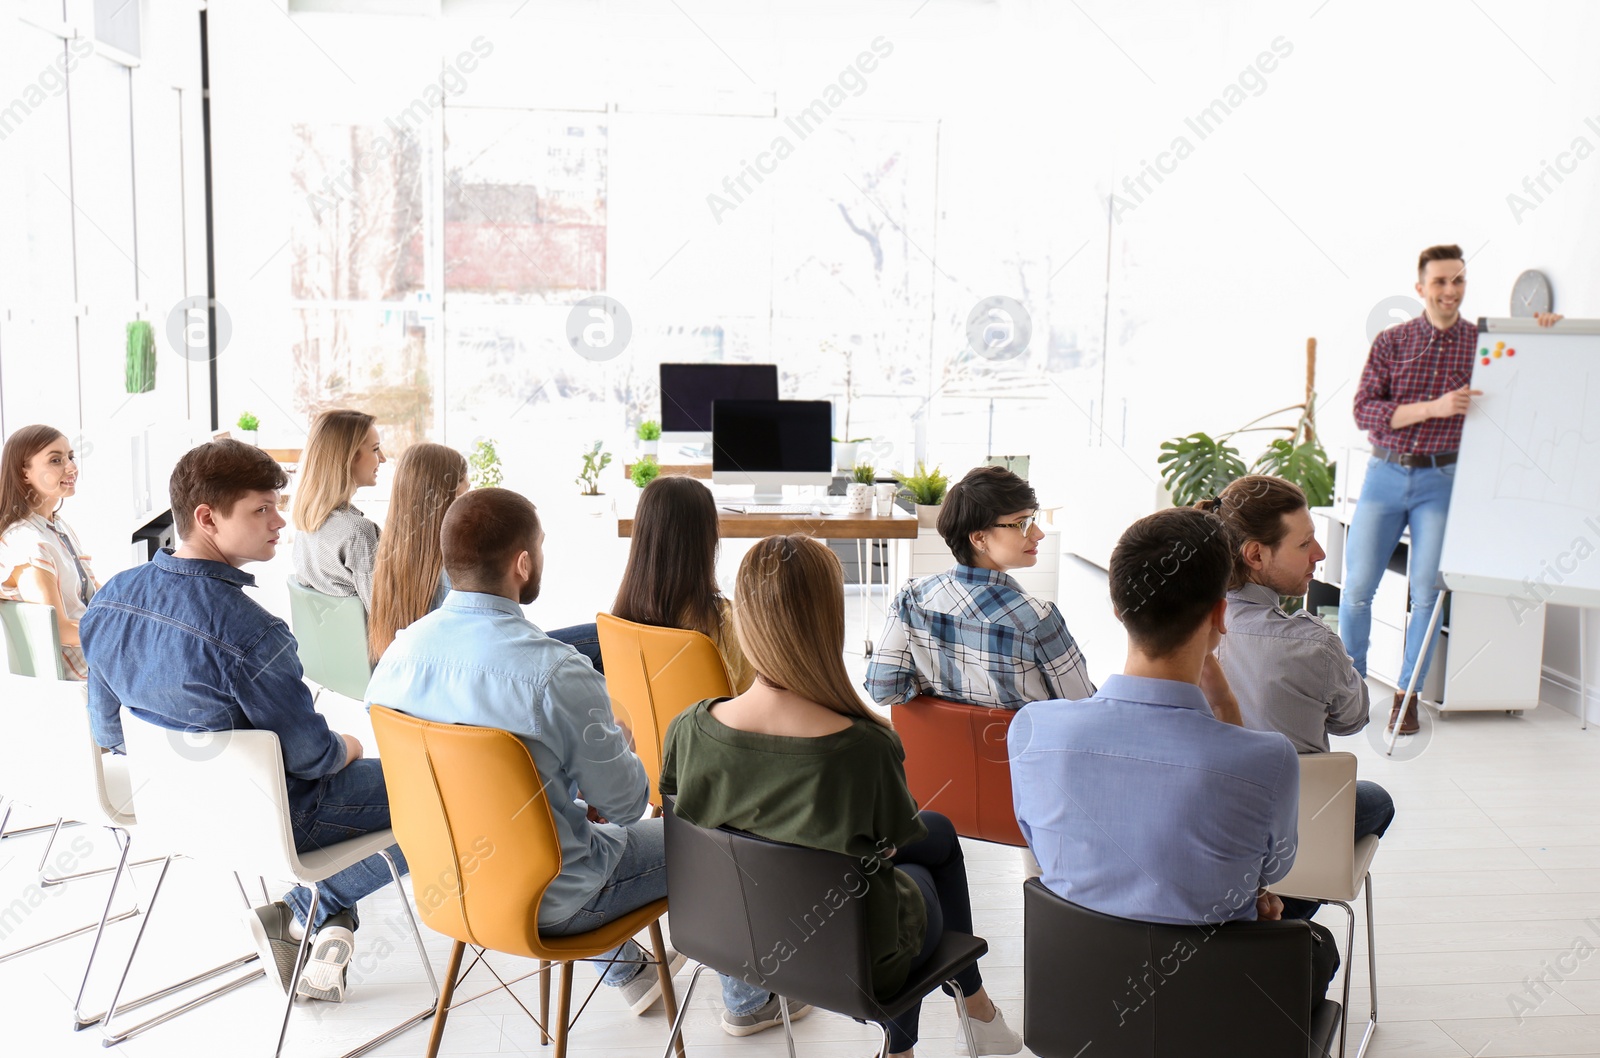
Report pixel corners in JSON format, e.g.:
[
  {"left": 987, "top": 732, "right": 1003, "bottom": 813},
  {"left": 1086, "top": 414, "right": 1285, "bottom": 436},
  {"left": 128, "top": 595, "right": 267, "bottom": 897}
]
[
  {"left": 83, "top": 439, "right": 403, "bottom": 1004},
  {"left": 1009, "top": 506, "right": 1338, "bottom": 998}
]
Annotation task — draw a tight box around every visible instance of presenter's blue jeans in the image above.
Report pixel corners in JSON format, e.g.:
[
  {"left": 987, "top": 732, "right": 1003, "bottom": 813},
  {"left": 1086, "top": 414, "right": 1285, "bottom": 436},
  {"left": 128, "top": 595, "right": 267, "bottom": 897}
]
[{"left": 1338, "top": 458, "right": 1455, "bottom": 691}]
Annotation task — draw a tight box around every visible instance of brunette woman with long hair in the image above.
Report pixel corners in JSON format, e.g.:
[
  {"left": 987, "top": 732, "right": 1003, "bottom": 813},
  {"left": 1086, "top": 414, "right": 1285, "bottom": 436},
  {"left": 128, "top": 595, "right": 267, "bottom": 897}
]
[
  {"left": 610, "top": 475, "right": 752, "bottom": 691},
  {"left": 0, "top": 425, "right": 99, "bottom": 678},
  {"left": 659, "top": 535, "right": 1021, "bottom": 1056},
  {"left": 367, "top": 443, "right": 469, "bottom": 662},
  {"left": 292, "top": 409, "right": 385, "bottom": 609}
]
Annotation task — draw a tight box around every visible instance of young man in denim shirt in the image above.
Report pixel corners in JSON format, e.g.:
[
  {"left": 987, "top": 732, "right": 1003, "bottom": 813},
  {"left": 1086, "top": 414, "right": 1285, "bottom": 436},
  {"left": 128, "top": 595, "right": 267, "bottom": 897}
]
[{"left": 82, "top": 439, "right": 403, "bottom": 1003}]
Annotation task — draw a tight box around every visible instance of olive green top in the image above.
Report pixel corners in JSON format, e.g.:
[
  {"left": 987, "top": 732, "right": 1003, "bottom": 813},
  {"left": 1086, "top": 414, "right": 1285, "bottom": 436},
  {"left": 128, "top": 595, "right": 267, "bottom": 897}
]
[{"left": 659, "top": 698, "right": 929, "bottom": 997}]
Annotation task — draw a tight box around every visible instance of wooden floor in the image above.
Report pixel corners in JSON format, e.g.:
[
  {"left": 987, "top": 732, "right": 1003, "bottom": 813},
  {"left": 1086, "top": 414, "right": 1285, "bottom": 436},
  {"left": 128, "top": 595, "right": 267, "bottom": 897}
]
[{"left": 5, "top": 555, "right": 1599, "bottom": 1057}]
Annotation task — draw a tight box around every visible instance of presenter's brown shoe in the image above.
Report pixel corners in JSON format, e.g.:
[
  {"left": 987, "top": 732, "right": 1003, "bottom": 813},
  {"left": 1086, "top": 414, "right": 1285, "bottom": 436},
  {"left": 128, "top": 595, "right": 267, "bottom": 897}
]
[{"left": 1387, "top": 691, "right": 1420, "bottom": 735}]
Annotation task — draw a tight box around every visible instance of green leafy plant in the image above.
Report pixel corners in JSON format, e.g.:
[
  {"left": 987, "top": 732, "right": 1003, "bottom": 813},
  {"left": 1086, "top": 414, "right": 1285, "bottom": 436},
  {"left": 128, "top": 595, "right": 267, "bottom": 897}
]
[
  {"left": 576, "top": 440, "right": 611, "bottom": 496},
  {"left": 895, "top": 462, "right": 949, "bottom": 506},
  {"left": 1157, "top": 339, "right": 1334, "bottom": 508},
  {"left": 636, "top": 419, "right": 661, "bottom": 441},
  {"left": 631, "top": 455, "right": 661, "bottom": 489},
  {"left": 851, "top": 463, "right": 876, "bottom": 485},
  {"left": 830, "top": 435, "right": 870, "bottom": 444},
  {"left": 236, "top": 411, "right": 260, "bottom": 433},
  {"left": 469, "top": 438, "right": 502, "bottom": 489},
  {"left": 125, "top": 320, "right": 155, "bottom": 394}
]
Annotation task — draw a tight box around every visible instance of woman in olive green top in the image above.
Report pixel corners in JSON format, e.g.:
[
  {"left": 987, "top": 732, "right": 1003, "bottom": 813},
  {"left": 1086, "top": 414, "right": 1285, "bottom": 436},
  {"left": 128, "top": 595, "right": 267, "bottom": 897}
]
[{"left": 660, "top": 535, "right": 1021, "bottom": 1058}]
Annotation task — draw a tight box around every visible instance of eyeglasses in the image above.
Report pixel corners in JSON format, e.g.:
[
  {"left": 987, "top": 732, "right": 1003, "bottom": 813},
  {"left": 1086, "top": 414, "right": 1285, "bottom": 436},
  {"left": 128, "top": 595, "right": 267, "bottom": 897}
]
[{"left": 991, "top": 512, "right": 1040, "bottom": 534}]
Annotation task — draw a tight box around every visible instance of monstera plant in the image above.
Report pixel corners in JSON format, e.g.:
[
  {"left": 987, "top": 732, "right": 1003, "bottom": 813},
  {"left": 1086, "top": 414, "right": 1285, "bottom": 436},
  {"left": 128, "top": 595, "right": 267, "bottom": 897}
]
[{"left": 1158, "top": 340, "right": 1334, "bottom": 508}]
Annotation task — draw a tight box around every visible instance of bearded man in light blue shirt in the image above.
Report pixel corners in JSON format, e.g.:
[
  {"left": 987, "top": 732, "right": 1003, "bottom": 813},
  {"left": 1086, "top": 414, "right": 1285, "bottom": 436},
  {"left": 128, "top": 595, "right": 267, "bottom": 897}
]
[{"left": 365, "top": 488, "right": 678, "bottom": 1014}]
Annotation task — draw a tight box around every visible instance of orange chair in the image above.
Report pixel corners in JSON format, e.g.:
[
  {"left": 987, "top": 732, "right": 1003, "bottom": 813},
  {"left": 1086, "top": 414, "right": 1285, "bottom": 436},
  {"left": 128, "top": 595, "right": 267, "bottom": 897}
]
[
  {"left": 891, "top": 695, "right": 1027, "bottom": 847},
  {"left": 595, "top": 613, "right": 734, "bottom": 809},
  {"left": 369, "top": 705, "right": 684, "bottom": 1058}
]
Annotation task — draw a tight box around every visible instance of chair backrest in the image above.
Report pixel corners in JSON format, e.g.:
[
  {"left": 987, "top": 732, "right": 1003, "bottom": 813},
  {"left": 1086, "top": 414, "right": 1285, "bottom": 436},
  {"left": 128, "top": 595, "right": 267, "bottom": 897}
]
[
  {"left": 594, "top": 613, "right": 733, "bottom": 807},
  {"left": 0, "top": 672, "right": 134, "bottom": 827},
  {"left": 1270, "top": 751, "right": 1359, "bottom": 902},
  {"left": 369, "top": 704, "right": 563, "bottom": 959},
  {"left": 892, "top": 695, "right": 1026, "bottom": 846},
  {"left": 1023, "top": 879, "right": 1333, "bottom": 1058},
  {"left": 286, "top": 576, "right": 372, "bottom": 700},
  {"left": 0, "top": 600, "right": 66, "bottom": 679},
  {"left": 120, "top": 718, "right": 301, "bottom": 880},
  {"left": 662, "top": 797, "right": 881, "bottom": 1020}
]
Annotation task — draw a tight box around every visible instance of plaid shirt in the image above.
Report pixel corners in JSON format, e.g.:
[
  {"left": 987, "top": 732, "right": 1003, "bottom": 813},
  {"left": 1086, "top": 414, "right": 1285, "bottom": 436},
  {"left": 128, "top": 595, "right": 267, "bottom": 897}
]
[
  {"left": 1354, "top": 314, "right": 1480, "bottom": 454},
  {"left": 865, "top": 564, "right": 1095, "bottom": 710}
]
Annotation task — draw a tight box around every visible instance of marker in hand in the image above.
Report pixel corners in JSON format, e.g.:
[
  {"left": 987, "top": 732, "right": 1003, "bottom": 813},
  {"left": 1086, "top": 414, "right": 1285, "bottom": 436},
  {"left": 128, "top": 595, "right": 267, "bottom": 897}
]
[{"left": 1433, "top": 385, "right": 1482, "bottom": 418}]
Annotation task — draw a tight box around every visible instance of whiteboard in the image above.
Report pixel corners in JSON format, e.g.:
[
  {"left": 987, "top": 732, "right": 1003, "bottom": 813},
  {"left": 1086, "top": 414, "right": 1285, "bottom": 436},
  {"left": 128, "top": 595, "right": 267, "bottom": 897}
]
[{"left": 1439, "top": 318, "right": 1600, "bottom": 609}]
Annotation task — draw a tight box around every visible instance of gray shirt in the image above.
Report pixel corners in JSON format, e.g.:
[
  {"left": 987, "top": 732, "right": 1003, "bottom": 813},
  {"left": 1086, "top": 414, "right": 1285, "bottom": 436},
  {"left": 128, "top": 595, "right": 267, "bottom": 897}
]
[
  {"left": 292, "top": 502, "right": 379, "bottom": 611},
  {"left": 1215, "top": 582, "right": 1369, "bottom": 753}
]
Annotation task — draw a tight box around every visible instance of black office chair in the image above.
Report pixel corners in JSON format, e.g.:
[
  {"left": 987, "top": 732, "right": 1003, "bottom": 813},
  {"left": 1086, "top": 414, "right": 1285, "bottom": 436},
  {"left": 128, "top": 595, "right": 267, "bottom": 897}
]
[
  {"left": 660, "top": 797, "right": 989, "bottom": 1057},
  {"left": 1023, "top": 879, "right": 1341, "bottom": 1058}
]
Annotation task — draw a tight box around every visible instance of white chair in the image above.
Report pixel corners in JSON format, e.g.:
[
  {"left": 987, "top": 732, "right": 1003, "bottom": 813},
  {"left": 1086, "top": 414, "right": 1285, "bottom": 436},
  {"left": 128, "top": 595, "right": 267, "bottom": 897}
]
[
  {"left": 114, "top": 718, "right": 439, "bottom": 1057},
  {"left": 1, "top": 600, "right": 73, "bottom": 844},
  {"left": 1269, "top": 751, "right": 1381, "bottom": 1058}
]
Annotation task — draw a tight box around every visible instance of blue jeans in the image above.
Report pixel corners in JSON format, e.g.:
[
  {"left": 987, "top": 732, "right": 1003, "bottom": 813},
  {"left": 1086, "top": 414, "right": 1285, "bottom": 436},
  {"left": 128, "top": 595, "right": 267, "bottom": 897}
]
[
  {"left": 283, "top": 758, "right": 408, "bottom": 932},
  {"left": 543, "top": 816, "right": 664, "bottom": 986},
  {"left": 1338, "top": 458, "right": 1455, "bottom": 690},
  {"left": 549, "top": 622, "right": 605, "bottom": 675}
]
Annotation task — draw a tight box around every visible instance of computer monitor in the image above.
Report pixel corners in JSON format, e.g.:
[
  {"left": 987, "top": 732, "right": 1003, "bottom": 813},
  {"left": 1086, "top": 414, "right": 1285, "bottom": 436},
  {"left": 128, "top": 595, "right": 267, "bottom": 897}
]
[
  {"left": 659, "top": 363, "right": 779, "bottom": 451},
  {"left": 712, "top": 399, "right": 833, "bottom": 502}
]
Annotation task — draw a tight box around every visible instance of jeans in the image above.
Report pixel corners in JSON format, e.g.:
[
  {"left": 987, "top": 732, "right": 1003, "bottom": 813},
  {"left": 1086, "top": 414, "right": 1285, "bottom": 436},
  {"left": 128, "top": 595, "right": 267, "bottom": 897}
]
[
  {"left": 885, "top": 811, "right": 984, "bottom": 1055},
  {"left": 1338, "top": 458, "right": 1455, "bottom": 690},
  {"left": 1280, "top": 778, "right": 1397, "bottom": 921},
  {"left": 283, "top": 758, "right": 408, "bottom": 932},
  {"left": 549, "top": 622, "right": 605, "bottom": 675},
  {"left": 543, "top": 816, "right": 664, "bottom": 986}
]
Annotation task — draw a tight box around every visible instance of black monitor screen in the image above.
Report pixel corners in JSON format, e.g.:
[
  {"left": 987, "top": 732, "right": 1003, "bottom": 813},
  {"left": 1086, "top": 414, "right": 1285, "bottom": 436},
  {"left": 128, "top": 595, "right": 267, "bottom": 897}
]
[
  {"left": 659, "top": 363, "right": 779, "bottom": 433},
  {"left": 711, "top": 400, "right": 833, "bottom": 472}
]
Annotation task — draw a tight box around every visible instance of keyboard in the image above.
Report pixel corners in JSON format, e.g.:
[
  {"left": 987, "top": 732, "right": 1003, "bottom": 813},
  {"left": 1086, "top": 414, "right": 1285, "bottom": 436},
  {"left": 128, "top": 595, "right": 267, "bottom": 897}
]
[{"left": 721, "top": 504, "right": 820, "bottom": 515}]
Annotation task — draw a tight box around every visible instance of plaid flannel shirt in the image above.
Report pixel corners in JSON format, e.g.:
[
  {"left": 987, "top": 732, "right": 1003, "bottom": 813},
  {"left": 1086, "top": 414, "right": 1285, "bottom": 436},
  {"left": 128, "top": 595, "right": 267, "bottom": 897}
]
[
  {"left": 865, "top": 564, "right": 1094, "bottom": 710},
  {"left": 1354, "top": 314, "right": 1480, "bottom": 455}
]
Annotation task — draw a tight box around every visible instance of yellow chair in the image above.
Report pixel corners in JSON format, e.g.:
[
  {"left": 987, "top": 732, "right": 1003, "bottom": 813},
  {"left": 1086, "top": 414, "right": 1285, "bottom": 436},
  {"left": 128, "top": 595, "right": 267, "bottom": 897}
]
[
  {"left": 368, "top": 704, "right": 684, "bottom": 1058},
  {"left": 594, "top": 613, "right": 733, "bottom": 809}
]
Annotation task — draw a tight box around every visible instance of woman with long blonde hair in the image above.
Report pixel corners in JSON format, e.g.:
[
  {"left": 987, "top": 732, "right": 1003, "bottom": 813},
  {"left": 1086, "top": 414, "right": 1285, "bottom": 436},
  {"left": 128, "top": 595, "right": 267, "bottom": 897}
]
[
  {"left": 367, "top": 443, "right": 468, "bottom": 662},
  {"left": 292, "top": 409, "right": 385, "bottom": 609},
  {"left": 659, "top": 535, "right": 1021, "bottom": 1056}
]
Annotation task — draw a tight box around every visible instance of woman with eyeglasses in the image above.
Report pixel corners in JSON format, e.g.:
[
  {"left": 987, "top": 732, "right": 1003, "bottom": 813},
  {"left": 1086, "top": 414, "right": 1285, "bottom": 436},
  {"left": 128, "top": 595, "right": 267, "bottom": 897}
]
[
  {"left": 0, "top": 425, "right": 99, "bottom": 679},
  {"left": 865, "top": 464, "right": 1094, "bottom": 710}
]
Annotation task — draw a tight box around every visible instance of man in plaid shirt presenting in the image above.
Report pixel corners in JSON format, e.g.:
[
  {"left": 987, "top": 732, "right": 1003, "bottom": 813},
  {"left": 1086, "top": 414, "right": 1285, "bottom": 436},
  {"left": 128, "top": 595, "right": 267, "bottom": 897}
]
[{"left": 1340, "top": 244, "right": 1560, "bottom": 734}]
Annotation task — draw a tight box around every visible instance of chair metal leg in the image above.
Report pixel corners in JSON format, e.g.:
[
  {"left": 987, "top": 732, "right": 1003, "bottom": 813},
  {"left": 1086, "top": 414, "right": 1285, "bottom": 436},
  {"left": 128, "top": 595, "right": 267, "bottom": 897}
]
[
  {"left": 34, "top": 817, "right": 64, "bottom": 871},
  {"left": 274, "top": 887, "right": 321, "bottom": 1058},
  {"left": 425, "top": 940, "right": 467, "bottom": 1058},
  {"left": 778, "top": 993, "right": 800, "bottom": 1058},
  {"left": 647, "top": 920, "right": 686, "bottom": 1058},
  {"left": 659, "top": 963, "right": 710, "bottom": 1058},
  {"left": 554, "top": 959, "right": 575, "bottom": 1058},
  {"left": 1354, "top": 876, "right": 1379, "bottom": 1058},
  {"left": 72, "top": 828, "right": 134, "bottom": 1025},
  {"left": 39, "top": 853, "right": 165, "bottom": 888},
  {"left": 0, "top": 825, "right": 141, "bottom": 966},
  {"left": 949, "top": 978, "right": 981, "bottom": 1058},
  {"left": 539, "top": 959, "right": 551, "bottom": 1045},
  {"left": 876, "top": 1022, "right": 892, "bottom": 1058},
  {"left": 1329, "top": 898, "right": 1355, "bottom": 1058}
]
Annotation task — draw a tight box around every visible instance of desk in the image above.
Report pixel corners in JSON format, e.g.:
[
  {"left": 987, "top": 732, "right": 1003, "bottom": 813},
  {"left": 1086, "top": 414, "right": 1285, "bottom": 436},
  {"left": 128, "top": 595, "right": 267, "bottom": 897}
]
[
  {"left": 621, "top": 462, "right": 711, "bottom": 480},
  {"left": 617, "top": 508, "right": 918, "bottom": 654}
]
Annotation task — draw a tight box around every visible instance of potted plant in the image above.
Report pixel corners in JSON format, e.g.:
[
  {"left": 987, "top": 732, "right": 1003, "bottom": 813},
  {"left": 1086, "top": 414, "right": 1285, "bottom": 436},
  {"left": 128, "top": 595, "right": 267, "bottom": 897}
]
[
  {"left": 636, "top": 419, "right": 661, "bottom": 458},
  {"left": 235, "top": 412, "right": 260, "bottom": 446},
  {"left": 832, "top": 435, "right": 869, "bottom": 474},
  {"left": 469, "top": 438, "right": 502, "bottom": 489},
  {"left": 846, "top": 463, "right": 875, "bottom": 513},
  {"left": 1157, "top": 339, "right": 1333, "bottom": 508},
  {"left": 631, "top": 455, "right": 661, "bottom": 490},
  {"left": 576, "top": 440, "right": 613, "bottom": 516},
  {"left": 896, "top": 462, "right": 949, "bottom": 527}
]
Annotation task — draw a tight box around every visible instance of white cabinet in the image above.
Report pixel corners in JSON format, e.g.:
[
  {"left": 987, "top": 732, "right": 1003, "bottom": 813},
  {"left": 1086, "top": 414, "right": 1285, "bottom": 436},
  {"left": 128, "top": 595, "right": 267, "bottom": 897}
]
[{"left": 907, "top": 526, "right": 1061, "bottom": 604}]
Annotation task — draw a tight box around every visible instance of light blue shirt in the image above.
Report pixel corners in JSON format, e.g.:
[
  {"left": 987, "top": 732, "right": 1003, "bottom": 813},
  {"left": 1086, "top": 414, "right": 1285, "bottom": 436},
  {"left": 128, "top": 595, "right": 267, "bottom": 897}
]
[
  {"left": 366, "top": 590, "right": 649, "bottom": 927},
  {"left": 1008, "top": 674, "right": 1300, "bottom": 926}
]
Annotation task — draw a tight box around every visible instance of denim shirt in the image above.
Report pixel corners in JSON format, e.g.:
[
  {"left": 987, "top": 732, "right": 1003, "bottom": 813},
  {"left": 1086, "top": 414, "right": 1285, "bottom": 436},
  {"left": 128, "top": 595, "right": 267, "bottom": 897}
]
[
  {"left": 365, "top": 590, "right": 649, "bottom": 928},
  {"left": 81, "top": 550, "right": 348, "bottom": 818}
]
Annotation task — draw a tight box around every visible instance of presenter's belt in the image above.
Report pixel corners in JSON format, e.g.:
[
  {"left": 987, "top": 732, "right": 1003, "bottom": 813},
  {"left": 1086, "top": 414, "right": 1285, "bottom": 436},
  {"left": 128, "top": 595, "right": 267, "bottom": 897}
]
[{"left": 1372, "top": 445, "right": 1457, "bottom": 468}]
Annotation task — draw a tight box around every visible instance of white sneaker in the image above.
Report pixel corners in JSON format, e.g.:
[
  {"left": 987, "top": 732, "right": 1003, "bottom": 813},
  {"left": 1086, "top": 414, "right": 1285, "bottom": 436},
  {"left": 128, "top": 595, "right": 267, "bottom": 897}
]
[
  {"left": 955, "top": 1003, "right": 1024, "bottom": 1056},
  {"left": 295, "top": 924, "right": 355, "bottom": 1003},
  {"left": 616, "top": 949, "right": 687, "bottom": 1015}
]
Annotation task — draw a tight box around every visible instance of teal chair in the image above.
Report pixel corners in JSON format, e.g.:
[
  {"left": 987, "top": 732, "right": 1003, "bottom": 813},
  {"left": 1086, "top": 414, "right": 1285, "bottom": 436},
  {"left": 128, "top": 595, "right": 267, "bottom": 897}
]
[
  {"left": 0, "top": 599, "right": 66, "bottom": 679},
  {"left": 285, "top": 577, "right": 372, "bottom": 702}
]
